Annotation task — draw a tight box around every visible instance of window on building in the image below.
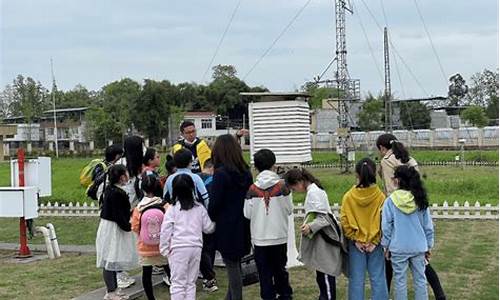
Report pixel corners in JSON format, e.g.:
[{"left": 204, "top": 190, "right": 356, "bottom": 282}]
[{"left": 201, "top": 119, "right": 212, "bottom": 129}]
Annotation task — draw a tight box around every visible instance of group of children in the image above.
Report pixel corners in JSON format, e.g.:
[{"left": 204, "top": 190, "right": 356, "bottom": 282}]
[{"left": 94, "top": 133, "right": 443, "bottom": 300}]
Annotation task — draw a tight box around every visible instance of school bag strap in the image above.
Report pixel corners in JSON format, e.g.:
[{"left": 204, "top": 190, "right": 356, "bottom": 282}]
[{"left": 318, "top": 213, "right": 345, "bottom": 250}]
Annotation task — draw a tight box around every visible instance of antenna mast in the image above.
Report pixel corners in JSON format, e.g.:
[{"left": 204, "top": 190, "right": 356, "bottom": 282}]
[
  {"left": 50, "top": 58, "right": 59, "bottom": 158},
  {"left": 384, "top": 27, "right": 392, "bottom": 133}
]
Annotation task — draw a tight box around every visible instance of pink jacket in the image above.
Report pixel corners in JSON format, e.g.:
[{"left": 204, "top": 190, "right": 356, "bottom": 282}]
[{"left": 159, "top": 202, "right": 215, "bottom": 256}]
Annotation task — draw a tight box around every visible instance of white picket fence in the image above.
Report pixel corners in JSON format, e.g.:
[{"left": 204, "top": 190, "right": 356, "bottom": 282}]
[{"left": 39, "top": 201, "right": 498, "bottom": 220}]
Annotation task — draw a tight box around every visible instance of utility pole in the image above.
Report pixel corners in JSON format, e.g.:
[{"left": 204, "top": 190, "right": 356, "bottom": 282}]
[
  {"left": 384, "top": 27, "right": 392, "bottom": 133},
  {"left": 50, "top": 58, "right": 59, "bottom": 158}
]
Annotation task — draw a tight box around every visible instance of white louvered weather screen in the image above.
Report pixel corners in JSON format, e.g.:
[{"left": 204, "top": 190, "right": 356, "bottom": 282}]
[{"left": 249, "top": 100, "right": 312, "bottom": 164}]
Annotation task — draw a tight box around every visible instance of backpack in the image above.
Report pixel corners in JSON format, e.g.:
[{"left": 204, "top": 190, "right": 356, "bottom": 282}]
[
  {"left": 86, "top": 171, "right": 107, "bottom": 201},
  {"left": 80, "top": 159, "right": 107, "bottom": 188},
  {"left": 139, "top": 205, "right": 165, "bottom": 245}
]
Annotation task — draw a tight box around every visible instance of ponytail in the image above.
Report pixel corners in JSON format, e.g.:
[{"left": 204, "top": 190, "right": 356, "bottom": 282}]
[
  {"left": 355, "top": 158, "right": 376, "bottom": 188},
  {"left": 376, "top": 133, "right": 410, "bottom": 163},
  {"left": 284, "top": 168, "right": 324, "bottom": 190},
  {"left": 394, "top": 165, "right": 429, "bottom": 210},
  {"left": 391, "top": 140, "right": 410, "bottom": 164}
]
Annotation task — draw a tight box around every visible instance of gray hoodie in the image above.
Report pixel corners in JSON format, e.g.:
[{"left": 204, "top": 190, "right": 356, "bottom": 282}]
[{"left": 244, "top": 170, "right": 293, "bottom": 246}]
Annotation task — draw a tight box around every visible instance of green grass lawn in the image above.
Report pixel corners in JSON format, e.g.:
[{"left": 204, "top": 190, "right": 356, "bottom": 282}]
[
  {"left": 0, "top": 218, "right": 497, "bottom": 300},
  {"left": 0, "top": 151, "right": 498, "bottom": 205}
]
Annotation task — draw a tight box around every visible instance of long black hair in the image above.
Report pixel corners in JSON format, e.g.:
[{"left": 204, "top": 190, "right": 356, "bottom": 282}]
[
  {"left": 172, "top": 174, "right": 196, "bottom": 210},
  {"left": 394, "top": 165, "right": 429, "bottom": 210},
  {"left": 284, "top": 168, "right": 324, "bottom": 190},
  {"left": 124, "top": 135, "right": 144, "bottom": 177},
  {"left": 355, "top": 158, "right": 377, "bottom": 188},
  {"left": 376, "top": 133, "right": 410, "bottom": 164}
]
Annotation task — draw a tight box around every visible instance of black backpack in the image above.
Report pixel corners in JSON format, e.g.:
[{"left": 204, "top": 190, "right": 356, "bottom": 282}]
[{"left": 87, "top": 171, "right": 107, "bottom": 201}]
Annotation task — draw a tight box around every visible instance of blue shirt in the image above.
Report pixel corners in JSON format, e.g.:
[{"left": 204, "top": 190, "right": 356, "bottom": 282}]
[
  {"left": 381, "top": 196, "right": 434, "bottom": 254},
  {"left": 163, "top": 168, "right": 210, "bottom": 207}
]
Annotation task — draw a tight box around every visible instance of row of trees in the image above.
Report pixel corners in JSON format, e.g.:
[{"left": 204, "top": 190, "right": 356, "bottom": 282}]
[
  {"left": 0, "top": 66, "right": 497, "bottom": 145},
  {"left": 0, "top": 65, "right": 267, "bottom": 146}
]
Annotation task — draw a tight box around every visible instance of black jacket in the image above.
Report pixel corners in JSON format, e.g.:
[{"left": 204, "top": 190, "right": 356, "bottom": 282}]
[
  {"left": 208, "top": 165, "right": 253, "bottom": 260},
  {"left": 100, "top": 185, "right": 132, "bottom": 232}
]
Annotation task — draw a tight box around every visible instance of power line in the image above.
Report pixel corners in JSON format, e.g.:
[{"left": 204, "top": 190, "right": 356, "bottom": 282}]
[
  {"left": 201, "top": 0, "right": 243, "bottom": 82},
  {"left": 243, "top": 0, "right": 313, "bottom": 80},
  {"left": 358, "top": 0, "right": 428, "bottom": 96},
  {"left": 412, "top": 0, "right": 448, "bottom": 85},
  {"left": 352, "top": 1, "right": 384, "bottom": 85}
]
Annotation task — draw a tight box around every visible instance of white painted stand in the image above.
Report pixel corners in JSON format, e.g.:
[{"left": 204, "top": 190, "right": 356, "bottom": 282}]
[{"left": 286, "top": 213, "right": 303, "bottom": 268}]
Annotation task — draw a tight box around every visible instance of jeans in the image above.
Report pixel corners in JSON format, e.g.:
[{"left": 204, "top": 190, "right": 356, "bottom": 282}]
[
  {"left": 347, "top": 241, "right": 388, "bottom": 300},
  {"left": 223, "top": 257, "right": 243, "bottom": 300},
  {"left": 391, "top": 253, "right": 428, "bottom": 300},
  {"left": 254, "top": 244, "right": 293, "bottom": 300},
  {"left": 386, "top": 260, "right": 446, "bottom": 300}
]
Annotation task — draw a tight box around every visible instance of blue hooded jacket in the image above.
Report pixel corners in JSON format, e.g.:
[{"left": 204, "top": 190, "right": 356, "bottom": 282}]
[{"left": 381, "top": 190, "right": 434, "bottom": 253}]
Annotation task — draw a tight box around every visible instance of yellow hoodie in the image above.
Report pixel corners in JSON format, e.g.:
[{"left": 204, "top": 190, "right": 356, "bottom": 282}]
[{"left": 340, "top": 184, "right": 386, "bottom": 244}]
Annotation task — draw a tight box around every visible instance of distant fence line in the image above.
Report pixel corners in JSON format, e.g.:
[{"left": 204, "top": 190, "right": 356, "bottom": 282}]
[
  {"left": 304, "top": 161, "right": 499, "bottom": 169},
  {"left": 312, "top": 127, "right": 499, "bottom": 150},
  {"left": 38, "top": 201, "right": 498, "bottom": 220}
]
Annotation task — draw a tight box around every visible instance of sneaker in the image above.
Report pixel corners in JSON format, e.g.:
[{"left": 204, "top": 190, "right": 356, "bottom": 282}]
[
  {"left": 103, "top": 292, "right": 128, "bottom": 300},
  {"left": 117, "top": 272, "right": 135, "bottom": 289},
  {"left": 202, "top": 278, "right": 219, "bottom": 292},
  {"left": 152, "top": 265, "right": 164, "bottom": 275},
  {"left": 115, "top": 289, "right": 129, "bottom": 299},
  {"left": 162, "top": 275, "right": 171, "bottom": 286}
]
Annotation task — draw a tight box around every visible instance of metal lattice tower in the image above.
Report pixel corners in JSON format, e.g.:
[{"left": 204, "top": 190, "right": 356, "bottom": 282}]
[
  {"left": 383, "top": 27, "right": 393, "bottom": 133},
  {"left": 311, "top": 0, "right": 359, "bottom": 173},
  {"left": 335, "top": 0, "right": 359, "bottom": 173}
]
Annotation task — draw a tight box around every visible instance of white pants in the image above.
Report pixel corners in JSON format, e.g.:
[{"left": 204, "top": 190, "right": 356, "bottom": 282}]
[{"left": 169, "top": 246, "right": 202, "bottom": 300}]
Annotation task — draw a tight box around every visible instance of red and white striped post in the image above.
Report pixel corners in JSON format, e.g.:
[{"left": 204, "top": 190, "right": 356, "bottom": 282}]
[{"left": 17, "top": 148, "right": 31, "bottom": 257}]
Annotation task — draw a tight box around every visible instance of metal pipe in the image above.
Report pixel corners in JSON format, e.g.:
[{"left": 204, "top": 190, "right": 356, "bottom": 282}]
[
  {"left": 46, "top": 223, "right": 61, "bottom": 258},
  {"left": 35, "top": 226, "right": 55, "bottom": 259}
]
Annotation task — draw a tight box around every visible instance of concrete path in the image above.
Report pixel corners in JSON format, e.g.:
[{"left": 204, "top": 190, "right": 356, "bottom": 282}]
[
  {"left": 0, "top": 242, "right": 95, "bottom": 253},
  {"left": 72, "top": 274, "right": 166, "bottom": 300}
]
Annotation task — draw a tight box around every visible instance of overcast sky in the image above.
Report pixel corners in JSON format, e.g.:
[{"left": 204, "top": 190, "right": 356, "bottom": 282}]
[{"left": 1, "top": 0, "right": 498, "bottom": 99}]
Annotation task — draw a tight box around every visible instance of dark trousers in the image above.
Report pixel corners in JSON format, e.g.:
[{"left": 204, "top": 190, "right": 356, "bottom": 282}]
[
  {"left": 142, "top": 265, "right": 170, "bottom": 300},
  {"left": 254, "top": 244, "right": 293, "bottom": 300},
  {"left": 385, "top": 259, "right": 446, "bottom": 300},
  {"left": 223, "top": 257, "right": 243, "bottom": 300},
  {"left": 103, "top": 269, "right": 117, "bottom": 293},
  {"left": 200, "top": 233, "right": 216, "bottom": 281},
  {"left": 316, "top": 271, "right": 336, "bottom": 300}
]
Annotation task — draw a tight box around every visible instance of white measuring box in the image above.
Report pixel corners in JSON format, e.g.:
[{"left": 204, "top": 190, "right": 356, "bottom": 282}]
[
  {"left": 10, "top": 157, "right": 52, "bottom": 197},
  {"left": 0, "top": 187, "right": 38, "bottom": 218}
]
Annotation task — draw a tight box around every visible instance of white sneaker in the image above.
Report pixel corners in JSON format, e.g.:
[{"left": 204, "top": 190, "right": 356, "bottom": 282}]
[
  {"left": 162, "top": 275, "right": 171, "bottom": 286},
  {"left": 117, "top": 272, "right": 135, "bottom": 289},
  {"left": 103, "top": 292, "right": 128, "bottom": 300}
]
